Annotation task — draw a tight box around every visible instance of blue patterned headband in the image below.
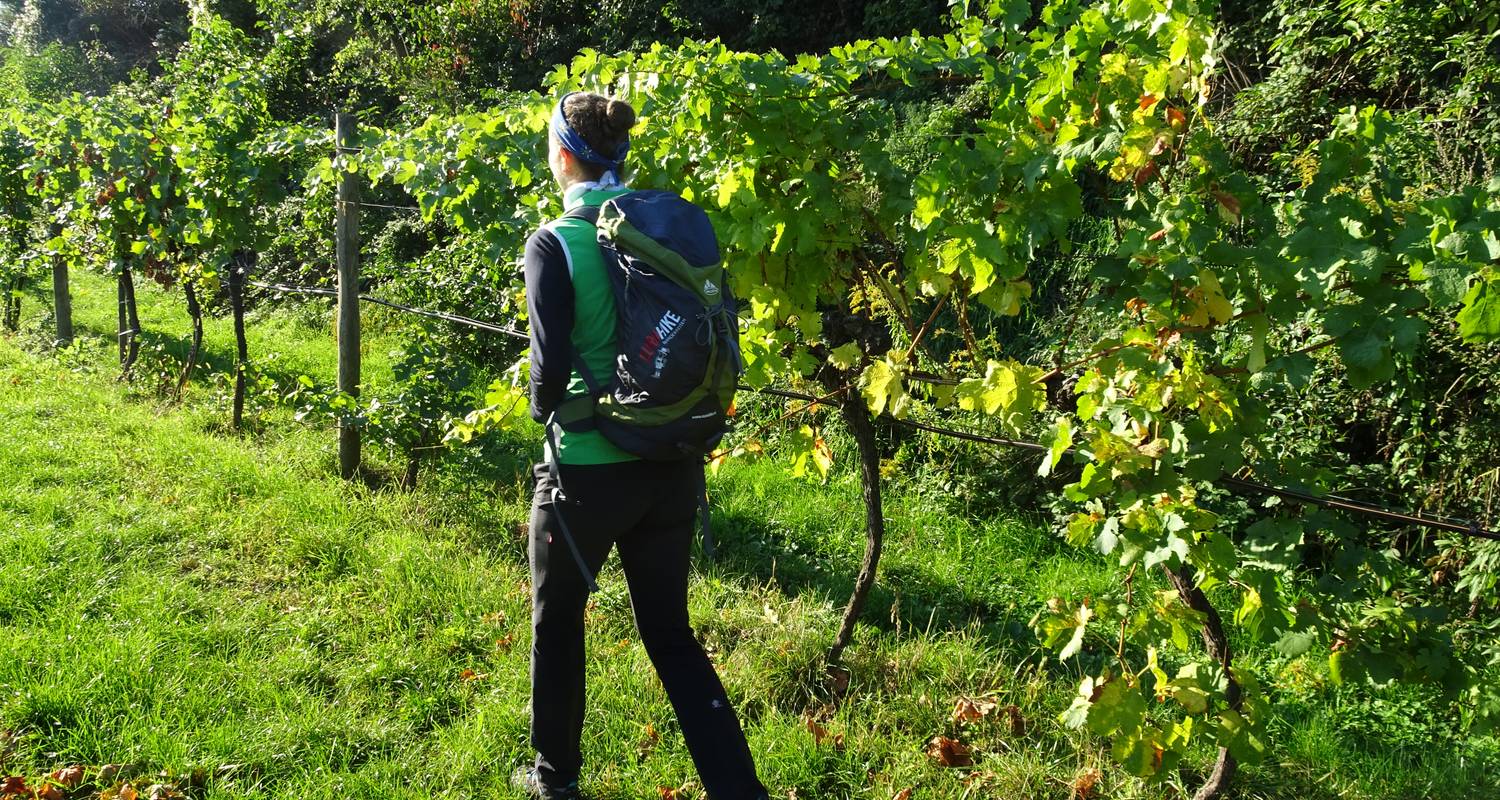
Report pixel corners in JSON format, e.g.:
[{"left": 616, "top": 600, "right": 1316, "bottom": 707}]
[{"left": 550, "top": 92, "right": 630, "bottom": 171}]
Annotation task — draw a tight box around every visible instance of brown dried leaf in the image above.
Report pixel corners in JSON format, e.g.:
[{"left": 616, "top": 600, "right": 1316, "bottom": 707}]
[
  {"left": 459, "top": 669, "right": 488, "bottom": 682},
  {"left": 1213, "top": 190, "right": 1242, "bottom": 222},
  {"left": 119, "top": 784, "right": 139, "bottom": 800},
  {"left": 637, "top": 723, "right": 660, "bottom": 762},
  {"left": 1073, "top": 767, "right": 1102, "bottom": 799},
  {"left": 48, "top": 765, "right": 85, "bottom": 789},
  {"left": 0, "top": 776, "right": 25, "bottom": 797},
  {"left": 951, "top": 697, "right": 997, "bottom": 724},
  {"left": 825, "top": 665, "right": 850, "bottom": 696},
  {"left": 962, "top": 770, "right": 997, "bottom": 787},
  {"left": 656, "top": 787, "right": 682, "bottom": 800},
  {"left": 495, "top": 634, "right": 514, "bottom": 653},
  {"left": 1134, "top": 162, "right": 1160, "bottom": 189},
  {"left": 36, "top": 785, "right": 62, "bottom": 800},
  {"left": 805, "top": 717, "right": 831, "bottom": 745},
  {"left": 1004, "top": 705, "right": 1026, "bottom": 737},
  {"left": 891, "top": 790, "right": 913, "bottom": 800},
  {"left": 925, "top": 735, "right": 973, "bottom": 767}
]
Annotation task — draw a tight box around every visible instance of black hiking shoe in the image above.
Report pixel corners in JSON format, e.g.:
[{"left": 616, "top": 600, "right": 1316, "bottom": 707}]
[{"left": 510, "top": 765, "right": 582, "bottom": 800}]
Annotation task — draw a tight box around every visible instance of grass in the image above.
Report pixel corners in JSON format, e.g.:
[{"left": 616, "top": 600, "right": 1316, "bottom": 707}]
[{"left": 0, "top": 271, "right": 1494, "bottom": 799}]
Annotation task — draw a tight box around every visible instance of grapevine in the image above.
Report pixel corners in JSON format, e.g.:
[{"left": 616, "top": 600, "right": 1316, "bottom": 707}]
[{"left": 4, "top": 3, "right": 1498, "bottom": 797}]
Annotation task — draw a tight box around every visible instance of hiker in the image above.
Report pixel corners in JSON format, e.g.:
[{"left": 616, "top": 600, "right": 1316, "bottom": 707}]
[{"left": 513, "top": 90, "right": 769, "bottom": 800}]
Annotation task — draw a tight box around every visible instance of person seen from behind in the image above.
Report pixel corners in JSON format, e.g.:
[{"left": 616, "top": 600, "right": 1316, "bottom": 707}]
[{"left": 511, "top": 90, "right": 770, "bottom": 800}]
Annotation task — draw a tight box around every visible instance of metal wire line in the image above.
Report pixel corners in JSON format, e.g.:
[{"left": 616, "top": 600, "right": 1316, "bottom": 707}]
[
  {"left": 243, "top": 280, "right": 1497, "bottom": 541},
  {"left": 745, "top": 386, "right": 1499, "bottom": 541},
  {"left": 247, "top": 280, "right": 526, "bottom": 338}
]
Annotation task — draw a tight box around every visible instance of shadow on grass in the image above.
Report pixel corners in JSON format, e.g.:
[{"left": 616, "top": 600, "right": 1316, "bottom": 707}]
[{"left": 706, "top": 507, "right": 1041, "bottom": 656}]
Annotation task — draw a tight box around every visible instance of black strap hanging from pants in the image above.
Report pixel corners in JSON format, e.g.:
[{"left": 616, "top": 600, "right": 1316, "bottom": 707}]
[{"left": 526, "top": 458, "right": 767, "bottom": 799}]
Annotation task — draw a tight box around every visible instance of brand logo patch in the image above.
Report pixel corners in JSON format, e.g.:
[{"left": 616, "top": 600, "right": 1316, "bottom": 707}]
[
  {"left": 703, "top": 279, "right": 720, "bottom": 296},
  {"left": 638, "top": 310, "right": 685, "bottom": 364}
]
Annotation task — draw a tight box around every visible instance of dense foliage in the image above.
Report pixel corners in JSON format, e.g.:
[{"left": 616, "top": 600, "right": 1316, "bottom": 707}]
[{"left": 2, "top": 0, "right": 1498, "bottom": 796}]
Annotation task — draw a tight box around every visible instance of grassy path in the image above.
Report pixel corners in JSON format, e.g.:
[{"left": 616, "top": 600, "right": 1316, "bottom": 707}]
[{"left": 0, "top": 275, "right": 1491, "bottom": 798}]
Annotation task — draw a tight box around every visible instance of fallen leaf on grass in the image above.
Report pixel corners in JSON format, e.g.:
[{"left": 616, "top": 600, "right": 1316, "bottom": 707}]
[
  {"left": 925, "top": 736, "right": 973, "bottom": 767},
  {"left": 637, "top": 723, "right": 660, "bottom": 762},
  {"left": 36, "top": 785, "right": 62, "bottom": 800},
  {"left": 459, "top": 669, "right": 488, "bottom": 682},
  {"left": 962, "top": 770, "right": 997, "bottom": 787},
  {"left": 1004, "top": 704, "right": 1026, "bottom": 736},
  {"left": 951, "top": 697, "right": 997, "bottom": 724},
  {"left": 48, "top": 766, "right": 84, "bottom": 789},
  {"left": 891, "top": 790, "right": 912, "bottom": 800},
  {"left": 825, "top": 665, "right": 850, "bottom": 696},
  {"left": 804, "top": 717, "right": 844, "bottom": 749},
  {"left": 1073, "top": 767, "right": 1101, "bottom": 799},
  {"left": 495, "top": 634, "right": 514, "bottom": 653},
  {"left": 0, "top": 776, "right": 26, "bottom": 797},
  {"left": 656, "top": 787, "right": 682, "bottom": 800}
]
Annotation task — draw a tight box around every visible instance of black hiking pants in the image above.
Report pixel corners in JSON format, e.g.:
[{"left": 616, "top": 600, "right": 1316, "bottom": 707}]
[{"left": 528, "top": 458, "right": 767, "bottom": 800}]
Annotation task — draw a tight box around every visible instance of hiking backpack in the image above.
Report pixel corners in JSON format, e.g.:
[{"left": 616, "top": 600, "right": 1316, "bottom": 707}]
[{"left": 553, "top": 189, "right": 742, "bottom": 461}]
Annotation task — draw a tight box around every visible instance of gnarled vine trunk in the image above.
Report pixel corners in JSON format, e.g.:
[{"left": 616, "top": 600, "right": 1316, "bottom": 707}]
[
  {"left": 826, "top": 396, "right": 885, "bottom": 666},
  {"left": 1164, "top": 564, "right": 1242, "bottom": 800}
]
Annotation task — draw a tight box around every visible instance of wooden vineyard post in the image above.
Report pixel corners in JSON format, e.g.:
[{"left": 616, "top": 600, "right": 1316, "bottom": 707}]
[
  {"left": 117, "top": 270, "right": 128, "bottom": 366},
  {"left": 2, "top": 233, "right": 21, "bottom": 332},
  {"left": 50, "top": 224, "right": 71, "bottom": 346},
  {"left": 229, "top": 254, "right": 249, "bottom": 430},
  {"left": 335, "top": 112, "right": 361, "bottom": 480}
]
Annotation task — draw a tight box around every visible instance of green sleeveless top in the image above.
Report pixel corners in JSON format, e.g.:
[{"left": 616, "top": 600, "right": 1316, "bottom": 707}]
[{"left": 545, "top": 183, "right": 637, "bottom": 465}]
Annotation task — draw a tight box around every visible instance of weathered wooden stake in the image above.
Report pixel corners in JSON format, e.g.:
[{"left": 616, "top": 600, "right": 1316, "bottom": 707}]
[
  {"left": 120, "top": 266, "right": 140, "bottom": 377},
  {"left": 229, "top": 255, "right": 248, "bottom": 430},
  {"left": 336, "top": 112, "right": 362, "bottom": 480},
  {"left": 177, "top": 280, "right": 203, "bottom": 398},
  {"left": 50, "top": 225, "right": 71, "bottom": 346}
]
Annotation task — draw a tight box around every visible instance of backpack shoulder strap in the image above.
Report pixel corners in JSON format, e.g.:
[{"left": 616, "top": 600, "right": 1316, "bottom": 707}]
[{"left": 561, "top": 205, "right": 600, "bottom": 224}]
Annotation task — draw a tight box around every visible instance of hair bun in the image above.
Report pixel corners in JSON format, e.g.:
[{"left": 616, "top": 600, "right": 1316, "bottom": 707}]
[{"left": 604, "top": 99, "right": 637, "bottom": 138}]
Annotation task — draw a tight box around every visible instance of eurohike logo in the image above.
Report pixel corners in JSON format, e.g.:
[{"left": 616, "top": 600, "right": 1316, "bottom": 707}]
[
  {"left": 703, "top": 279, "right": 720, "bottom": 297},
  {"left": 638, "top": 310, "right": 685, "bottom": 376}
]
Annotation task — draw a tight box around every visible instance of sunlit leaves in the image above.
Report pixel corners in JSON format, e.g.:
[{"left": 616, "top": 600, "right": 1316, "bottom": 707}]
[
  {"left": 955, "top": 359, "right": 1046, "bottom": 432},
  {"left": 1458, "top": 269, "right": 1500, "bottom": 343},
  {"left": 859, "top": 357, "right": 908, "bottom": 418},
  {"left": 10, "top": 3, "right": 1500, "bottom": 791},
  {"left": 787, "top": 424, "right": 834, "bottom": 479}
]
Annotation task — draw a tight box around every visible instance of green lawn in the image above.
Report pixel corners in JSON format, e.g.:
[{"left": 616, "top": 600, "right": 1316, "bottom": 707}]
[{"left": 0, "top": 272, "right": 1492, "bottom": 799}]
